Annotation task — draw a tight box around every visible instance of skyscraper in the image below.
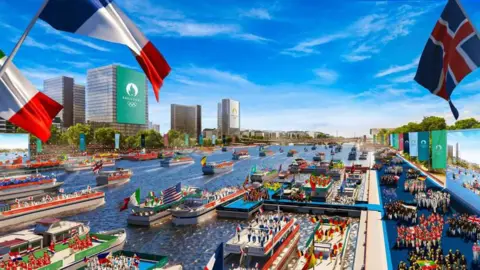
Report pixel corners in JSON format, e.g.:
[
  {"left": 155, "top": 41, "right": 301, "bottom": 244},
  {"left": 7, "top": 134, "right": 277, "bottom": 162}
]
[
  {"left": 86, "top": 65, "right": 148, "bottom": 136},
  {"left": 44, "top": 76, "right": 85, "bottom": 128},
  {"left": 218, "top": 99, "right": 240, "bottom": 137},
  {"left": 171, "top": 104, "right": 201, "bottom": 139},
  {"left": 0, "top": 118, "right": 15, "bottom": 133}
]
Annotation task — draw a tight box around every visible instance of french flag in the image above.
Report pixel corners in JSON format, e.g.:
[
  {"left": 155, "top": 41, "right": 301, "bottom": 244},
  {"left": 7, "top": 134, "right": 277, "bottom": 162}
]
[
  {"left": 204, "top": 243, "right": 223, "bottom": 270},
  {"left": 236, "top": 224, "right": 242, "bottom": 233},
  {"left": 39, "top": 0, "right": 171, "bottom": 102}
]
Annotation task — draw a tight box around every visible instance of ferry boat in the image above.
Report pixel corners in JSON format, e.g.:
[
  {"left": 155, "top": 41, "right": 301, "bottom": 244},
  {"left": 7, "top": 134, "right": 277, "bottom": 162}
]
[
  {"left": 94, "top": 152, "right": 121, "bottom": 160},
  {"left": 259, "top": 150, "right": 275, "bottom": 157},
  {"left": 348, "top": 151, "right": 357, "bottom": 161},
  {"left": 222, "top": 147, "right": 228, "bottom": 152},
  {"left": 311, "top": 145, "right": 317, "bottom": 150},
  {"left": 0, "top": 174, "right": 63, "bottom": 202},
  {"left": 313, "top": 152, "right": 325, "bottom": 162},
  {"left": 171, "top": 187, "right": 246, "bottom": 225},
  {"left": 96, "top": 168, "right": 132, "bottom": 187},
  {"left": 232, "top": 150, "right": 250, "bottom": 160},
  {"left": 0, "top": 189, "right": 105, "bottom": 232},
  {"left": 64, "top": 160, "right": 115, "bottom": 172},
  {"left": 175, "top": 148, "right": 195, "bottom": 155},
  {"left": 160, "top": 156, "right": 195, "bottom": 167},
  {"left": 288, "top": 158, "right": 308, "bottom": 174},
  {"left": 278, "top": 170, "right": 291, "bottom": 180},
  {"left": 159, "top": 151, "right": 175, "bottom": 159},
  {"left": 251, "top": 169, "right": 279, "bottom": 183},
  {"left": 105, "top": 250, "right": 183, "bottom": 270},
  {"left": 127, "top": 185, "right": 197, "bottom": 227},
  {"left": 225, "top": 213, "right": 298, "bottom": 259},
  {"left": 0, "top": 218, "right": 126, "bottom": 269},
  {"left": 286, "top": 150, "right": 297, "bottom": 157},
  {"left": 202, "top": 160, "right": 234, "bottom": 175},
  {"left": 121, "top": 152, "right": 158, "bottom": 161}
]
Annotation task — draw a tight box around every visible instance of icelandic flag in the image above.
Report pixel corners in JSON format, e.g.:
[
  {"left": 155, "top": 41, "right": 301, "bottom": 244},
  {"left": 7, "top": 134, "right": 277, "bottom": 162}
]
[
  {"left": 0, "top": 50, "right": 63, "bottom": 142},
  {"left": 415, "top": 0, "right": 480, "bottom": 120},
  {"left": 39, "top": 0, "right": 171, "bottom": 102},
  {"left": 204, "top": 243, "right": 223, "bottom": 270}
]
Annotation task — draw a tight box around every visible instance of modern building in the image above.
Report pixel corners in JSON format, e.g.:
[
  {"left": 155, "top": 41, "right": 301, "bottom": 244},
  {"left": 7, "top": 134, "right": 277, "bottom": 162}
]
[
  {"left": 152, "top": 124, "right": 160, "bottom": 133},
  {"left": 0, "top": 118, "right": 15, "bottom": 133},
  {"left": 170, "top": 104, "right": 201, "bottom": 139},
  {"left": 44, "top": 76, "right": 85, "bottom": 128},
  {"left": 86, "top": 65, "right": 149, "bottom": 136},
  {"left": 448, "top": 144, "right": 454, "bottom": 159},
  {"left": 202, "top": 128, "right": 217, "bottom": 140},
  {"left": 456, "top": 142, "right": 460, "bottom": 161},
  {"left": 218, "top": 99, "right": 240, "bottom": 137}
]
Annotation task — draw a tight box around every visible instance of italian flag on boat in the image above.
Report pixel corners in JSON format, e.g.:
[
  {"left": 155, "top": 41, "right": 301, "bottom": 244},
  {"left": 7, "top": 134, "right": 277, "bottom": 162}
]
[
  {"left": 120, "top": 188, "right": 141, "bottom": 211},
  {"left": 0, "top": 50, "right": 63, "bottom": 142}
]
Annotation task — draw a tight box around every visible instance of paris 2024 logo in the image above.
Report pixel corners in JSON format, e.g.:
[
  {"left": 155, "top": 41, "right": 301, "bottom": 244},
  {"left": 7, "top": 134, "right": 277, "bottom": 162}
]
[{"left": 124, "top": 83, "right": 140, "bottom": 108}]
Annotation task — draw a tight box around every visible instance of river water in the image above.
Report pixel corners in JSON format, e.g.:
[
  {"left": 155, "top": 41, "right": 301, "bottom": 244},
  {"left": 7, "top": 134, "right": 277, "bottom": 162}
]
[{"left": 53, "top": 144, "right": 368, "bottom": 269}]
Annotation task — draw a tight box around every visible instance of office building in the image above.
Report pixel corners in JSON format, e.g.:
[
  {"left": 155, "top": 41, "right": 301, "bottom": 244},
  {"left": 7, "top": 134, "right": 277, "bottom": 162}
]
[
  {"left": 86, "top": 65, "right": 148, "bottom": 136},
  {"left": 171, "top": 104, "right": 201, "bottom": 139},
  {"left": 44, "top": 76, "right": 86, "bottom": 128},
  {"left": 0, "top": 118, "right": 15, "bottom": 133},
  {"left": 456, "top": 143, "right": 460, "bottom": 161},
  {"left": 203, "top": 128, "right": 217, "bottom": 140},
  {"left": 218, "top": 99, "right": 240, "bottom": 137},
  {"left": 152, "top": 124, "right": 160, "bottom": 133},
  {"left": 448, "top": 145, "right": 454, "bottom": 159}
]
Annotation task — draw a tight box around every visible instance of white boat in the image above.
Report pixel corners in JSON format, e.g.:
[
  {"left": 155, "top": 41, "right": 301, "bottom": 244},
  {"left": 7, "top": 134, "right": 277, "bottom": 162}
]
[
  {"left": 96, "top": 168, "right": 132, "bottom": 187},
  {"left": 64, "top": 160, "right": 115, "bottom": 172},
  {"left": 0, "top": 174, "right": 63, "bottom": 202},
  {"left": 160, "top": 157, "right": 195, "bottom": 167}
]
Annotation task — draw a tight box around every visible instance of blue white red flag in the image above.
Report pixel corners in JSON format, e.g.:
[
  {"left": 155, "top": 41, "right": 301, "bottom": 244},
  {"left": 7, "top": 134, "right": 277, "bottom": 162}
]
[
  {"left": 204, "top": 243, "right": 223, "bottom": 270},
  {"left": 259, "top": 206, "right": 264, "bottom": 214},
  {"left": 39, "top": 0, "right": 170, "bottom": 101},
  {"left": 236, "top": 224, "right": 242, "bottom": 232},
  {"left": 415, "top": 0, "right": 480, "bottom": 120},
  {"left": 161, "top": 182, "right": 182, "bottom": 204}
]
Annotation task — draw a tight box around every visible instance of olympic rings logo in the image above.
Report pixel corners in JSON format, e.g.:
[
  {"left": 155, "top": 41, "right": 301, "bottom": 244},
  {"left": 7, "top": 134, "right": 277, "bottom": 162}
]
[{"left": 127, "top": 101, "right": 137, "bottom": 108}]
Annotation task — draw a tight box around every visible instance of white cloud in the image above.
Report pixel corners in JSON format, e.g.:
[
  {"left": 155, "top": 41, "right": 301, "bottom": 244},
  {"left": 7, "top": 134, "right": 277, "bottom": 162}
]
[
  {"left": 375, "top": 56, "right": 419, "bottom": 78},
  {"left": 116, "top": 0, "right": 185, "bottom": 20},
  {"left": 342, "top": 43, "right": 379, "bottom": 62},
  {"left": 312, "top": 68, "right": 339, "bottom": 85},
  {"left": 234, "top": 33, "right": 272, "bottom": 43},
  {"left": 20, "top": 36, "right": 82, "bottom": 55},
  {"left": 21, "top": 65, "right": 86, "bottom": 90},
  {"left": 461, "top": 79, "right": 480, "bottom": 91},
  {"left": 62, "top": 61, "right": 92, "bottom": 69},
  {"left": 241, "top": 8, "right": 272, "bottom": 20},
  {"left": 283, "top": 33, "right": 347, "bottom": 56},
  {"left": 391, "top": 72, "right": 416, "bottom": 83},
  {"left": 350, "top": 14, "right": 388, "bottom": 37}
]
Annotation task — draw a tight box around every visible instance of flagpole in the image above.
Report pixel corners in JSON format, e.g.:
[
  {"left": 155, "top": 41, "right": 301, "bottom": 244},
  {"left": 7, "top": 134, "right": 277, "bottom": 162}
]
[{"left": 0, "top": 0, "right": 50, "bottom": 78}]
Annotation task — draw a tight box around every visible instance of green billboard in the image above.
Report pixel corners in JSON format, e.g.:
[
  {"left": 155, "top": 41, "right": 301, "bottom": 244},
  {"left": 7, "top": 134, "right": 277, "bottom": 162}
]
[{"left": 116, "top": 66, "right": 146, "bottom": 125}]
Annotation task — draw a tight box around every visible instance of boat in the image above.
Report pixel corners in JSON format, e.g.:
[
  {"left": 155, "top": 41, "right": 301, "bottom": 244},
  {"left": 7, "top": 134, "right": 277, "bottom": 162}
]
[
  {"left": 313, "top": 152, "right": 325, "bottom": 162},
  {"left": 93, "top": 152, "right": 121, "bottom": 160},
  {"left": 0, "top": 189, "right": 105, "bottom": 232},
  {"left": 304, "top": 147, "right": 308, "bottom": 152},
  {"left": 99, "top": 250, "right": 182, "bottom": 270},
  {"left": 348, "top": 151, "right": 357, "bottom": 161},
  {"left": 159, "top": 151, "right": 175, "bottom": 159},
  {"left": 0, "top": 174, "right": 63, "bottom": 202},
  {"left": 121, "top": 152, "right": 158, "bottom": 161},
  {"left": 286, "top": 150, "right": 297, "bottom": 157},
  {"left": 221, "top": 147, "right": 228, "bottom": 152},
  {"left": 225, "top": 212, "right": 299, "bottom": 262},
  {"left": 202, "top": 160, "right": 234, "bottom": 175},
  {"left": 175, "top": 148, "right": 195, "bottom": 155},
  {"left": 127, "top": 185, "right": 197, "bottom": 227},
  {"left": 278, "top": 170, "right": 291, "bottom": 180},
  {"left": 160, "top": 156, "right": 195, "bottom": 167},
  {"left": 251, "top": 169, "right": 279, "bottom": 183},
  {"left": 96, "top": 168, "right": 132, "bottom": 187},
  {"left": 311, "top": 145, "right": 317, "bottom": 150},
  {"left": 0, "top": 218, "right": 126, "bottom": 269},
  {"left": 259, "top": 150, "right": 274, "bottom": 157},
  {"left": 288, "top": 143, "right": 294, "bottom": 146},
  {"left": 232, "top": 150, "right": 250, "bottom": 160},
  {"left": 171, "top": 187, "right": 246, "bottom": 225},
  {"left": 279, "top": 148, "right": 284, "bottom": 153},
  {"left": 64, "top": 160, "right": 115, "bottom": 172},
  {"left": 288, "top": 158, "right": 308, "bottom": 173}
]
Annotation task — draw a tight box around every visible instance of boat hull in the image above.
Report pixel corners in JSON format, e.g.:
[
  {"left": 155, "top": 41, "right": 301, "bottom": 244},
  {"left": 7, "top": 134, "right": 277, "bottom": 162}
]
[
  {"left": 160, "top": 160, "right": 195, "bottom": 167},
  {"left": 172, "top": 208, "right": 216, "bottom": 225},
  {"left": 127, "top": 210, "right": 171, "bottom": 226},
  {"left": 0, "top": 193, "right": 105, "bottom": 233},
  {"left": 202, "top": 165, "right": 233, "bottom": 175},
  {"left": 65, "top": 163, "right": 115, "bottom": 172},
  {"left": 0, "top": 181, "right": 63, "bottom": 202},
  {"left": 96, "top": 177, "right": 130, "bottom": 187},
  {"left": 232, "top": 155, "right": 250, "bottom": 160}
]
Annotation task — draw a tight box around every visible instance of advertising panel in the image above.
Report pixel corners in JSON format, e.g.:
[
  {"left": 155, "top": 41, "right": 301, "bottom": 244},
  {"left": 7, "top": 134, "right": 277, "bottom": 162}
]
[
  {"left": 229, "top": 100, "right": 239, "bottom": 129},
  {"left": 0, "top": 133, "right": 30, "bottom": 163},
  {"left": 116, "top": 66, "right": 146, "bottom": 125}
]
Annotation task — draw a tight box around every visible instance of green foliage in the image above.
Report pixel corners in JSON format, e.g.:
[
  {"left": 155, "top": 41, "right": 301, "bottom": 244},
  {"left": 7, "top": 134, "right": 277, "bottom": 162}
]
[
  {"left": 94, "top": 127, "right": 117, "bottom": 147},
  {"left": 65, "top": 124, "right": 93, "bottom": 147},
  {"left": 136, "top": 129, "right": 163, "bottom": 148},
  {"left": 448, "top": 118, "right": 480, "bottom": 130},
  {"left": 124, "top": 136, "right": 137, "bottom": 149},
  {"left": 167, "top": 130, "right": 182, "bottom": 142}
]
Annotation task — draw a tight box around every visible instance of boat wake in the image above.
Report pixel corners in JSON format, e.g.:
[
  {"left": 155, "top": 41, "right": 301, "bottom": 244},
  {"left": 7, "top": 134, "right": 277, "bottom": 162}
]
[
  {"left": 145, "top": 167, "right": 163, "bottom": 173},
  {"left": 203, "top": 170, "right": 234, "bottom": 184}
]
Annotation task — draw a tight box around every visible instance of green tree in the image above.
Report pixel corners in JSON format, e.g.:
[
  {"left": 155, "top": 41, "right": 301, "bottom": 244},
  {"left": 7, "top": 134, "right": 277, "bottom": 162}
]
[
  {"left": 124, "top": 136, "right": 137, "bottom": 149},
  {"left": 419, "top": 116, "right": 447, "bottom": 131},
  {"left": 94, "top": 127, "right": 117, "bottom": 147},
  {"left": 449, "top": 118, "right": 480, "bottom": 130},
  {"left": 65, "top": 123, "right": 93, "bottom": 147},
  {"left": 136, "top": 129, "right": 163, "bottom": 148},
  {"left": 167, "top": 129, "right": 182, "bottom": 142}
]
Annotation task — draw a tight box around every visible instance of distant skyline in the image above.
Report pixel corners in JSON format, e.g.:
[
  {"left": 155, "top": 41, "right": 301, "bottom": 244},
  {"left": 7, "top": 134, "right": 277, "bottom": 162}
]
[
  {"left": 1, "top": 1, "right": 480, "bottom": 136},
  {"left": 0, "top": 134, "right": 29, "bottom": 150},
  {"left": 448, "top": 130, "right": 480, "bottom": 165}
]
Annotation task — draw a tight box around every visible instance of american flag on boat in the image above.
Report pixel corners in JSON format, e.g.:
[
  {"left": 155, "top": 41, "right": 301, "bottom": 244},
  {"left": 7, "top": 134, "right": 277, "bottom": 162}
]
[{"left": 161, "top": 182, "right": 182, "bottom": 204}]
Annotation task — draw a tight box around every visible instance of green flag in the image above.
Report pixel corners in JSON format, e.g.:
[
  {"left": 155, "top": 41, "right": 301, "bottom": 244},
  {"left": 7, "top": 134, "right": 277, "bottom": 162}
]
[
  {"left": 184, "top": 134, "right": 189, "bottom": 146},
  {"left": 36, "top": 138, "right": 42, "bottom": 153},
  {"left": 431, "top": 130, "right": 447, "bottom": 169}
]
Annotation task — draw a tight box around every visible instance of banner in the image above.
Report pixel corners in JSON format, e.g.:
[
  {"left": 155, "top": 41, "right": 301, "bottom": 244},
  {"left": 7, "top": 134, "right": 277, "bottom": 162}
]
[
  {"left": 141, "top": 134, "right": 146, "bottom": 148},
  {"left": 164, "top": 134, "right": 169, "bottom": 147},
  {"left": 393, "top": 134, "right": 398, "bottom": 149},
  {"left": 409, "top": 132, "right": 418, "bottom": 157},
  {"left": 380, "top": 134, "right": 384, "bottom": 145},
  {"left": 399, "top": 133, "right": 404, "bottom": 151},
  {"left": 199, "top": 134, "right": 204, "bottom": 146},
  {"left": 36, "top": 138, "right": 42, "bottom": 153},
  {"left": 79, "top": 133, "right": 86, "bottom": 152},
  {"left": 229, "top": 100, "right": 239, "bottom": 128},
  {"left": 418, "top": 131, "right": 430, "bottom": 161},
  {"left": 403, "top": 133, "right": 410, "bottom": 154},
  {"left": 390, "top": 134, "right": 393, "bottom": 146},
  {"left": 184, "top": 134, "right": 189, "bottom": 147},
  {"left": 115, "top": 133, "right": 120, "bottom": 149},
  {"left": 211, "top": 135, "right": 216, "bottom": 145},
  {"left": 116, "top": 66, "right": 146, "bottom": 124},
  {"left": 432, "top": 130, "right": 447, "bottom": 169},
  {"left": 373, "top": 135, "right": 376, "bottom": 144}
]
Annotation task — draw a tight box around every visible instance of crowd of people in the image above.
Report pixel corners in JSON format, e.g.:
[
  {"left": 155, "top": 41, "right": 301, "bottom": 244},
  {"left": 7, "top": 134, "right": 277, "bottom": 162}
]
[
  {"left": 404, "top": 180, "right": 426, "bottom": 194},
  {"left": 414, "top": 190, "right": 451, "bottom": 213},
  {"left": 380, "top": 174, "right": 400, "bottom": 186},
  {"left": 371, "top": 163, "right": 383, "bottom": 170},
  {"left": 395, "top": 213, "right": 444, "bottom": 251},
  {"left": 11, "top": 187, "right": 97, "bottom": 210},
  {"left": 406, "top": 169, "right": 420, "bottom": 179},
  {"left": 236, "top": 212, "right": 291, "bottom": 248},
  {"left": 383, "top": 188, "right": 398, "bottom": 203},
  {"left": 397, "top": 248, "right": 468, "bottom": 270},
  {"left": 243, "top": 188, "right": 270, "bottom": 202},
  {"left": 385, "top": 201, "right": 417, "bottom": 224},
  {"left": 447, "top": 213, "right": 480, "bottom": 242},
  {"left": 385, "top": 166, "right": 404, "bottom": 175},
  {"left": 85, "top": 254, "right": 140, "bottom": 270}
]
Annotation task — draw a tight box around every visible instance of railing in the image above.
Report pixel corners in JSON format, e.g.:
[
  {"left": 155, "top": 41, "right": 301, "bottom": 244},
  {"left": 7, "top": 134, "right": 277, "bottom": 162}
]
[{"left": 261, "top": 224, "right": 300, "bottom": 270}]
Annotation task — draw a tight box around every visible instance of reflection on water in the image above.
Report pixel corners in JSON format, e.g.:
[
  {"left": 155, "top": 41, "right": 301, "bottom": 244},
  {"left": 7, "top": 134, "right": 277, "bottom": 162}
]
[{"left": 53, "top": 144, "right": 365, "bottom": 269}]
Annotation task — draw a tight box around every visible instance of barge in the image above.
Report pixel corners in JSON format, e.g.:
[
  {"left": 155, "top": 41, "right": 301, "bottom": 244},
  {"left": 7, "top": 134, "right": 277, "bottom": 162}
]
[
  {"left": 251, "top": 170, "right": 279, "bottom": 183},
  {"left": 260, "top": 150, "right": 275, "bottom": 157},
  {"left": 121, "top": 152, "right": 158, "bottom": 161},
  {"left": 0, "top": 174, "right": 63, "bottom": 202},
  {"left": 160, "top": 156, "right": 195, "bottom": 167},
  {"left": 202, "top": 160, "right": 234, "bottom": 175},
  {"left": 232, "top": 150, "right": 250, "bottom": 160},
  {"left": 64, "top": 160, "right": 115, "bottom": 172},
  {"left": 96, "top": 168, "right": 132, "bottom": 187}
]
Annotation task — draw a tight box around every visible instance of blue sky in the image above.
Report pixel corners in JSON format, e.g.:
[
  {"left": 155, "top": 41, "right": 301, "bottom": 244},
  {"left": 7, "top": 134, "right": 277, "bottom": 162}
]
[
  {"left": 0, "top": 134, "right": 29, "bottom": 150},
  {"left": 448, "top": 129, "right": 480, "bottom": 164},
  {"left": 1, "top": 0, "right": 480, "bottom": 137}
]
